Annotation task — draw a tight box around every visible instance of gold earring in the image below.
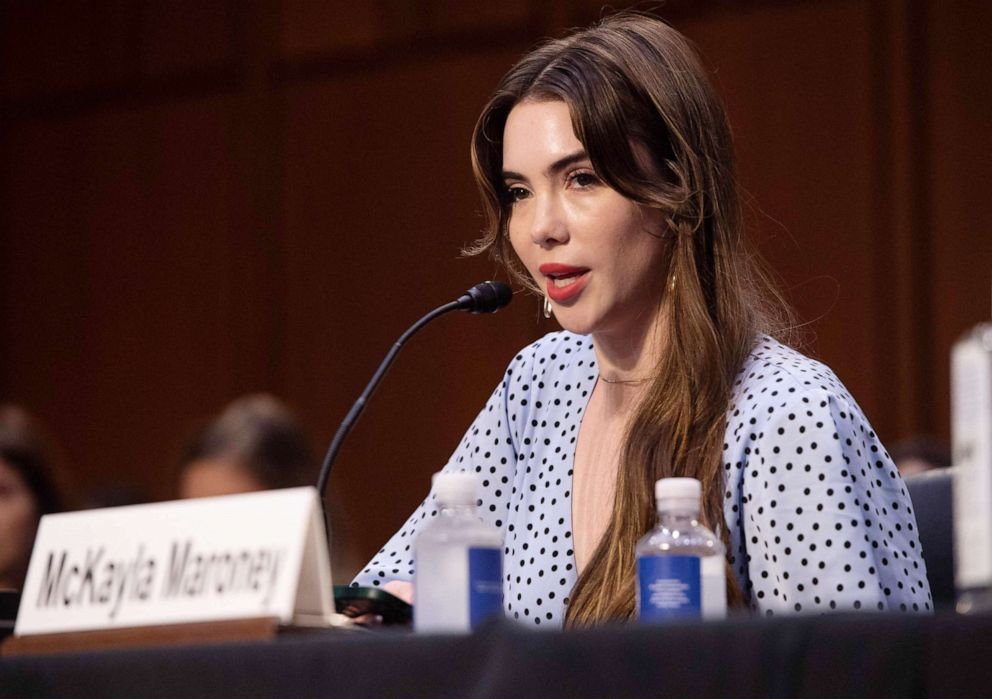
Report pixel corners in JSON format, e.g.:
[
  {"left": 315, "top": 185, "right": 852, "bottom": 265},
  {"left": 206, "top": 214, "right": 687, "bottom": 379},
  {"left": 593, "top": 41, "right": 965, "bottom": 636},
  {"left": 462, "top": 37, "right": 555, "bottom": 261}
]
[
  {"left": 669, "top": 273, "right": 676, "bottom": 293},
  {"left": 543, "top": 295, "right": 553, "bottom": 318}
]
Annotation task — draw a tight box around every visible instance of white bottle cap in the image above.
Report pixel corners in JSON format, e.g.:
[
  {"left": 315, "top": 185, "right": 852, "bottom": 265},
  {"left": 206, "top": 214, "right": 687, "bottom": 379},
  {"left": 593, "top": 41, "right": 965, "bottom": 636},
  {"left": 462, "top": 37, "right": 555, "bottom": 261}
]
[
  {"left": 655, "top": 477, "right": 701, "bottom": 511},
  {"left": 432, "top": 471, "right": 477, "bottom": 507}
]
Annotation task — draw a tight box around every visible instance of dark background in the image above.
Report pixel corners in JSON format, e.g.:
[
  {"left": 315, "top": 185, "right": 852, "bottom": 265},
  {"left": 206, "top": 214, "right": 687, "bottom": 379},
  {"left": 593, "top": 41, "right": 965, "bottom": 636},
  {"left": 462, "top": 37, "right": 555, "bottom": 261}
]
[{"left": 1, "top": 0, "right": 989, "bottom": 577}]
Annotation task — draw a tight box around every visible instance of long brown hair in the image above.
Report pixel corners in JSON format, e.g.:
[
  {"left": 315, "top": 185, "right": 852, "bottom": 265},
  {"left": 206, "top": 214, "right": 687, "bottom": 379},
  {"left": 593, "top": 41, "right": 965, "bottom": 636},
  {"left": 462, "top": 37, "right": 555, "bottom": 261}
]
[{"left": 468, "top": 12, "right": 795, "bottom": 625}]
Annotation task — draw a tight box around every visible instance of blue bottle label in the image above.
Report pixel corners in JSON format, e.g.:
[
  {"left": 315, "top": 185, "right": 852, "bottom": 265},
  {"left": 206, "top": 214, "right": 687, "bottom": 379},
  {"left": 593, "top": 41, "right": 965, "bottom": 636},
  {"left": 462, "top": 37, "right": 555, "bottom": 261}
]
[
  {"left": 637, "top": 555, "right": 701, "bottom": 621},
  {"left": 468, "top": 547, "right": 502, "bottom": 628}
]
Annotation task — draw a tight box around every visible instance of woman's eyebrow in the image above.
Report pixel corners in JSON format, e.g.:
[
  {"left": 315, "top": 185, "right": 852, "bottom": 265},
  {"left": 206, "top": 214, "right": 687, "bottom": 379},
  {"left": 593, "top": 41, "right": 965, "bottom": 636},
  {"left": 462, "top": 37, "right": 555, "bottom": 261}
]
[{"left": 501, "top": 150, "right": 591, "bottom": 183}]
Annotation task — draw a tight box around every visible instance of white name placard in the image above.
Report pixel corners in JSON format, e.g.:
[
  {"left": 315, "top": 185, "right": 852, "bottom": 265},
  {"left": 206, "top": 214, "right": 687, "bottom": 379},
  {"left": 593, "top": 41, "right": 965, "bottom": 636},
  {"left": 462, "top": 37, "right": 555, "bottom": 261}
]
[{"left": 15, "top": 487, "right": 335, "bottom": 636}]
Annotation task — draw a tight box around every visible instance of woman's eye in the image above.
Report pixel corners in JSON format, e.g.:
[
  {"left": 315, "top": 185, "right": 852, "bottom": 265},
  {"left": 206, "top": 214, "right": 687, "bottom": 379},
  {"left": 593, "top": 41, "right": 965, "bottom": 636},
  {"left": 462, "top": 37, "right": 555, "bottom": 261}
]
[
  {"left": 568, "top": 171, "right": 599, "bottom": 188},
  {"left": 505, "top": 186, "right": 530, "bottom": 203}
]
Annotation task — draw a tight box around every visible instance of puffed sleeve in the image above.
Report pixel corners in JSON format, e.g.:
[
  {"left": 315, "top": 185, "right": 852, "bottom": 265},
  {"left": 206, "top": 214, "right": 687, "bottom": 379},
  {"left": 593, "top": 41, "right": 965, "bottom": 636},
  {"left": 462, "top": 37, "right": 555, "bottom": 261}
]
[
  {"left": 350, "top": 349, "right": 528, "bottom": 589},
  {"left": 736, "top": 388, "right": 933, "bottom": 614}
]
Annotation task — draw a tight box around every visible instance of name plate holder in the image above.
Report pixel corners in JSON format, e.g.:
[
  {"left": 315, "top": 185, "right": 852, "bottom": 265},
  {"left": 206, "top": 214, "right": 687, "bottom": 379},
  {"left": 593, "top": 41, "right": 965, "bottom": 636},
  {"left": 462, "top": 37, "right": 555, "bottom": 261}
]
[{"left": 1, "top": 487, "right": 350, "bottom": 656}]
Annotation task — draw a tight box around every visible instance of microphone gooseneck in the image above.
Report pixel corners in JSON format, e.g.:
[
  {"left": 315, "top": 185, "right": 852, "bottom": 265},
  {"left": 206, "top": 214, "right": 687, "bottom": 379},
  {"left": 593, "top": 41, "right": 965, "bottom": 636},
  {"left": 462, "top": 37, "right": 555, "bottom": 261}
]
[{"left": 316, "top": 281, "right": 512, "bottom": 521}]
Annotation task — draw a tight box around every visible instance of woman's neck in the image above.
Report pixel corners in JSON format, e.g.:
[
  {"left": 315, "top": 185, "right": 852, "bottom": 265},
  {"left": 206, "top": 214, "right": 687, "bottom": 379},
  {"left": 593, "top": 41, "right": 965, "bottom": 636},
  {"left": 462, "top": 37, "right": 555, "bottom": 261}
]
[{"left": 590, "top": 306, "right": 668, "bottom": 408}]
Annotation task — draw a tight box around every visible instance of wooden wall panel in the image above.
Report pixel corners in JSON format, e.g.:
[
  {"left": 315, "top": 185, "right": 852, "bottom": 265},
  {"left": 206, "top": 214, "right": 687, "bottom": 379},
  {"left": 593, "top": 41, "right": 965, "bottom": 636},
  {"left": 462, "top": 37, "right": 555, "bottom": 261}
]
[
  {"left": 0, "top": 2, "right": 138, "bottom": 101},
  {"left": 281, "top": 0, "right": 385, "bottom": 55},
  {"left": 928, "top": 1, "right": 992, "bottom": 440},
  {"left": 0, "top": 96, "right": 258, "bottom": 498},
  {"left": 139, "top": 1, "right": 236, "bottom": 77}
]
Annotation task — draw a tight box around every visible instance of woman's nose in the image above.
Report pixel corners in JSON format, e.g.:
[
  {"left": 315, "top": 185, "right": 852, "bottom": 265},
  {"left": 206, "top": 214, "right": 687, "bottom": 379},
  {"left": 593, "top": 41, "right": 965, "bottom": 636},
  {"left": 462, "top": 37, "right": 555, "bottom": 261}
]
[{"left": 529, "top": 194, "right": 568, "bottom": 248}]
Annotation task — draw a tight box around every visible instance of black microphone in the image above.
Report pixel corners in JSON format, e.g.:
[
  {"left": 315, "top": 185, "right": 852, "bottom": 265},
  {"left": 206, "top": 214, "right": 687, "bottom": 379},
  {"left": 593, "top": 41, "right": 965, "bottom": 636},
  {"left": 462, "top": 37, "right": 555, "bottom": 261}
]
[
  {"left": 316, "top": 281, "right": 512, "bottom": 516},
  {"left": 455, "top": 280, "right": 513, "bottom": 314}
]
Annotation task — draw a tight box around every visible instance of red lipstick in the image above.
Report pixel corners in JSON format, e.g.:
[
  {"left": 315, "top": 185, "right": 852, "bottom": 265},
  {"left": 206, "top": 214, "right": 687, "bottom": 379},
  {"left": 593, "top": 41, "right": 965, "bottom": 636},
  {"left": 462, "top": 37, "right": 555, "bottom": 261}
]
[{"left": 539, "top": 263, "right": 590, "bottom": 303}]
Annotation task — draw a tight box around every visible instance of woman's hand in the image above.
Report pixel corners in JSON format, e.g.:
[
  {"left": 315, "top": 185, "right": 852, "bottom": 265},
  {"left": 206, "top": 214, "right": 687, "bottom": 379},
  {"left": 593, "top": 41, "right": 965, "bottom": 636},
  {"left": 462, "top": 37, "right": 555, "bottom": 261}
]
[
  {"left": 383, "top": 580, "right": 413, "bottom": 604},
  {"left": 350, "top": 580, "right": 414, "bottom": 627}
]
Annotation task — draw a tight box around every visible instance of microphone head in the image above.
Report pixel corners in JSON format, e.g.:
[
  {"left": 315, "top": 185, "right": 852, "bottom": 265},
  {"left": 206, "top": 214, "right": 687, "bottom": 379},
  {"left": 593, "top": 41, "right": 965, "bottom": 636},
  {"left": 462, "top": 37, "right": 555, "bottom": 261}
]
[{"left": 457, "top": 281, "right": 513, "bottom": 314}]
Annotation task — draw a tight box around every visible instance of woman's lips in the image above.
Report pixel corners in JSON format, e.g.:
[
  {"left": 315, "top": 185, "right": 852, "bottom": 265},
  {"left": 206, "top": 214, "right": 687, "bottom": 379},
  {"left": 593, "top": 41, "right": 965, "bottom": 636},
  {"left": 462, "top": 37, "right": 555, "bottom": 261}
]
[{"left": 539, "top": 264, "right": 590, "bottom": 303}]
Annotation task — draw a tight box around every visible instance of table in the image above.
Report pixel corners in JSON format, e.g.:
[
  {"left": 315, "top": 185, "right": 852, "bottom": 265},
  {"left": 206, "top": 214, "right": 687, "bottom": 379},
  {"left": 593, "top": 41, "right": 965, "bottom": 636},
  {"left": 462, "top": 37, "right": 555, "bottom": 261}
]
[{"left": 2, "top": 612, "right": 990, "bottom": 698}]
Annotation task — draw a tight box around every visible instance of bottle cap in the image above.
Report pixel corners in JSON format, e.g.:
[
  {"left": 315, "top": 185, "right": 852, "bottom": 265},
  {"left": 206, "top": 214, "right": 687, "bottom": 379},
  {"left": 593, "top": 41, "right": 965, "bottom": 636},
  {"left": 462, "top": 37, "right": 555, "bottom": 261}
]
[
  {"left": 432, "top": 471, "right": 477, "bottom": 506},
  {"left": 655, "top": 477, "right": 701, "bottom": 511}
]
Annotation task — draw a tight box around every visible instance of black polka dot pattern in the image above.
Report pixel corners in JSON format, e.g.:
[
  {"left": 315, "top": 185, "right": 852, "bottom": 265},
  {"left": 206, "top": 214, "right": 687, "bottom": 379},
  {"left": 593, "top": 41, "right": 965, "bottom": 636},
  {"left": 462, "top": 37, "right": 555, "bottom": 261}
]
[
  {"left": 353, "top": 332, "right": 933, "bottom": 623},
  {"left": 724, "top": 339, "right": 932, "bottom": 614}
]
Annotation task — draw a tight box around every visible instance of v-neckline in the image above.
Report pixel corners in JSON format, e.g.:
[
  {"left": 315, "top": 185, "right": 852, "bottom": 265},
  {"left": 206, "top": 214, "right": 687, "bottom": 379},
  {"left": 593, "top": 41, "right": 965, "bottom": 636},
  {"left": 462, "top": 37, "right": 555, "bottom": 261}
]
[{"left": 566, "top": 358, "right": 603, "bottom": 580}]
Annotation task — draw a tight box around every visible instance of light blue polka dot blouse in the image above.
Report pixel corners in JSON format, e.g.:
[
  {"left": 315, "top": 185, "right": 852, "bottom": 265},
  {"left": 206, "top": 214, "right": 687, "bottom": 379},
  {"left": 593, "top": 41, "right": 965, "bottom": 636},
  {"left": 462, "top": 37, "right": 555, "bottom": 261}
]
[{"left": 352, "top": 331, "right": 933, "bottom": 625}]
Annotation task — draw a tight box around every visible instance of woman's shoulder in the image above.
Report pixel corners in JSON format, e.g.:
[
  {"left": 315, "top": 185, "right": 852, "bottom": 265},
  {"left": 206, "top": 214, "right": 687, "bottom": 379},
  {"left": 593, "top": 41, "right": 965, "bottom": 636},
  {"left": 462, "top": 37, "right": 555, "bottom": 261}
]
[
  {"left": 504, "top": 330, "right": 597, "bottom": 377},
  {"left": 498, "top": 331, "right": 597, "bottom": 432},
  {"left": 730, "top": 336, "right": 860, "bottom": 416},
  {"left": 723, "top": 335, "right": 894, "bottom": 491},
  {"left": 724, "top": 335, "right": 883, "bottom": 455}
]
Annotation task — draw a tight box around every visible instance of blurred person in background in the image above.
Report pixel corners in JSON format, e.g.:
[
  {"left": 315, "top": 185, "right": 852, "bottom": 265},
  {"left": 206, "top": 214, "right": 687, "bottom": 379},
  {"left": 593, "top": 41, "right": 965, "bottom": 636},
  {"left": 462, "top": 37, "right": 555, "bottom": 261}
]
[
  {"left": 890, "top": 436, "right": 952, "bottom": 478},
  {"left": 179, "top": 394, "right": 316, "bottom": 498},
  {"left": 0, "top": 405, "right": 65, "bottom": 591},
  {"left": 178, "top": 393, "right": 361, "bottom": 579}
]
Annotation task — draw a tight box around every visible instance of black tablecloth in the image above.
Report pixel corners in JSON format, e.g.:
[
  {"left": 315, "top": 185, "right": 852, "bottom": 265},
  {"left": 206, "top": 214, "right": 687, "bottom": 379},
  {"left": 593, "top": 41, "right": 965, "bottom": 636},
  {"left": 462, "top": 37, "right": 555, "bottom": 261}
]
[{"left": 2, "top": 612, "right": 991, "bottom": 698}]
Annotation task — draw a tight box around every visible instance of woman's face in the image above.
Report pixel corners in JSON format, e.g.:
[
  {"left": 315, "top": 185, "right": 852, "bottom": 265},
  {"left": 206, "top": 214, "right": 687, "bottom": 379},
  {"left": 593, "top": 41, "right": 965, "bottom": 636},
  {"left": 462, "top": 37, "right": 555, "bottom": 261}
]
[
  {"left": 502, "top": 100, "right": 669, "bottom": 339},
  {"left": 0, "top": 458, "right": 40, "bottom": 590},
  {"left": 179, "top": 457, "right": 265, "bottom": 499}
]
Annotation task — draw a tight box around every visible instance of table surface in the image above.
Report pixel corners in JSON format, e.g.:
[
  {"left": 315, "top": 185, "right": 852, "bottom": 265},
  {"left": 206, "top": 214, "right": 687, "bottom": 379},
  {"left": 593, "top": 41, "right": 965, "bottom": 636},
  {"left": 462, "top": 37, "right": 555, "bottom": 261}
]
[{"left": 2, "top": 611, "right": 991, "bottom": 698}]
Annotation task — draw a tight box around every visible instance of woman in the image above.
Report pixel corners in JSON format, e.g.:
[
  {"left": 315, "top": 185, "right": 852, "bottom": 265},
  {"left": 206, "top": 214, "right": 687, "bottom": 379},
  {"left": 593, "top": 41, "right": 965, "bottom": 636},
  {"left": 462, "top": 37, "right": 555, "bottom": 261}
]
[
  {"left": 0, "top": 405, "right": 64, "bottom": 591},
  {"left": 178, "top": 394, "right": 316, "bottom": 499},
  {"left": 353, "top": 13, "right": 931, "bottom": 626}
]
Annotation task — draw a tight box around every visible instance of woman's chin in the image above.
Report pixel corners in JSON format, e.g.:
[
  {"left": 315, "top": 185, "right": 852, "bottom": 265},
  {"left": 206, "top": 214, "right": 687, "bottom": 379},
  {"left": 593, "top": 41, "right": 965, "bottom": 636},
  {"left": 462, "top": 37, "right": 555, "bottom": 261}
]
[{"left": 550, "top": 313, "right": 596, "bottom": 337}]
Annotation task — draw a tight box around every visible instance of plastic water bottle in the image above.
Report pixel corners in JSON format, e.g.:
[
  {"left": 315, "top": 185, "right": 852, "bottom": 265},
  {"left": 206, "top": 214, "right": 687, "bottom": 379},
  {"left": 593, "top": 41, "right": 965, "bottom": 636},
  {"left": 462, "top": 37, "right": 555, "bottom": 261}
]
[
  {"left": 414, "top": 472, "right": 503, "bottom": 632},
  {"left": 952, "top": 322, "right": 992, "bottom": 612},
  {"left": 635, "top": 477, "right": 727, "bottom": 621}
]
